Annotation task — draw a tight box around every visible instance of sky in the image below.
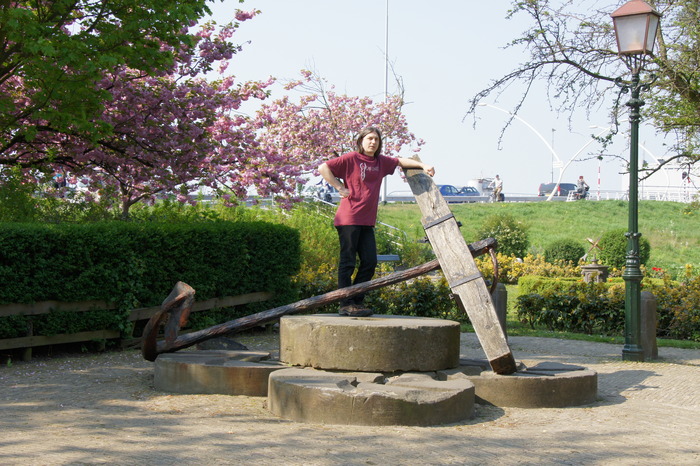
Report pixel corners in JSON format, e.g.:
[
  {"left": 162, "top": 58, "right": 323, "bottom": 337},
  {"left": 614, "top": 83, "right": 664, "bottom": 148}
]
[{"left": 203, "top": 0, "right": 673, "bottom": 196}]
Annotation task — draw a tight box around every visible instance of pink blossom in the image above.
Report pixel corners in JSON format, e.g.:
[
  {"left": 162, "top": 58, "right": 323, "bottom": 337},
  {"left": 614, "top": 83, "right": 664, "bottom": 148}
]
[{"left": 234, "top": 10, "right": 258, "bottom": 21}]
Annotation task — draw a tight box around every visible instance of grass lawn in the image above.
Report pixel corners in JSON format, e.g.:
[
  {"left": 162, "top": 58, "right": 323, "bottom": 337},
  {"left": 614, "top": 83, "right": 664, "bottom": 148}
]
[
  {"left": 378, "top": 200, "right": 700, "bottom": 276},
  {"left": 377, "top": 200, "right": 700, "bottom": 349}
]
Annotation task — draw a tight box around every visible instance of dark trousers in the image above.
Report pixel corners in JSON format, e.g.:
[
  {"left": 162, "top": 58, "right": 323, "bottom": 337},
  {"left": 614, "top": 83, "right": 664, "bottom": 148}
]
[{"left": 336, "top": 225, "right": 377, "bottom": 306}]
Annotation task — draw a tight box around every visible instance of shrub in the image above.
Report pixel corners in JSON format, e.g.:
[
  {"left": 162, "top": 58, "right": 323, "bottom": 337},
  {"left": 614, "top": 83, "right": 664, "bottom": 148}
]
[
  {"left": 644, "top": 273, "right": 700, "bottom": 341},
  {"left": 476, "top": 253, "right": 580, "bottom": 285},
  {"left": 518, "top": 275, "right": 584, "bottom": 295},
  {"left": 476, "top": 213, "right": 530, "bottom": 258},
  {"left": 515, "top": 280, "right": 625, "bottom": 336},
  {"left": 544, "top": 239, "right": 585, "bottom": 265},
  {"left": 515, "top": 273, "right": 700, "bottom": 341},
  {"left": 597, "top": 228, "right": 650, "bottom": 269},
  {"left": 367, "top": 274, "right": 464, "bottom": 322},
  {"left": 0, "top": 166, "right": 43, "bottom": 222},
  {"left": 0, "top": 221, "right": 301, "bottom": 339}
]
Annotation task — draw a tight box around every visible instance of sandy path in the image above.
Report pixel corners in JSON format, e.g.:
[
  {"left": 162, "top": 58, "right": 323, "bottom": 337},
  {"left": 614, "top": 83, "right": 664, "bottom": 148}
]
[{"left": 1, "top": 333, "right": 699, "bottom": 465}]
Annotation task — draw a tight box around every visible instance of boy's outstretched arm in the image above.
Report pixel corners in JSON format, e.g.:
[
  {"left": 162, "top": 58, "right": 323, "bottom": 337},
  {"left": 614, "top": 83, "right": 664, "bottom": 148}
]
[{"left": 397, "top": 158, "right": 435, "bottom": 177}]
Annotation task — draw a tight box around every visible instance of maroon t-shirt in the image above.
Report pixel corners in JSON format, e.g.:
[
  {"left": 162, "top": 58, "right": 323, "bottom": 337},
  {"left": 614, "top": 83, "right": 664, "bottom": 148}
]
[{"left": 325, "top": 151, "right": 399, "bottom": 226}]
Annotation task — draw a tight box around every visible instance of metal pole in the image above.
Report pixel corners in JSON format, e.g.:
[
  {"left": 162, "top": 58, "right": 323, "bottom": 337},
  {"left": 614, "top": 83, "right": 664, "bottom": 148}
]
[
  {"left": 381, "top": 0, "right": 389, "bottom": 203},
  {"left": 551, "top": 128, "right": 555, "bottom": 183},
  {"left": 384, "top": 0, "right": 389, "bottom": 100},
  {"left": 622, "top": 70, "right": 645, "bottom": 361},
  {"left": 597, "top": 155, "right": 602, "bottom": 201}
]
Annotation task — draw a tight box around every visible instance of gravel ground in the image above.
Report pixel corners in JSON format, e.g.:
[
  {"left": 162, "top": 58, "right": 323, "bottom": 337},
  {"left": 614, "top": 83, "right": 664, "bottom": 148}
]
[{"left": 1, "top": 332, "right": 699, "bottom": 465}]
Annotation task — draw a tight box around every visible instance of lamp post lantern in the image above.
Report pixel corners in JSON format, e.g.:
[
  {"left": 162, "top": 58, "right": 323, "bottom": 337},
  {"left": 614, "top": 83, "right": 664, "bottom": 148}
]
[{"left": 611, "top": 0, "right": 661, "bottom": 362}]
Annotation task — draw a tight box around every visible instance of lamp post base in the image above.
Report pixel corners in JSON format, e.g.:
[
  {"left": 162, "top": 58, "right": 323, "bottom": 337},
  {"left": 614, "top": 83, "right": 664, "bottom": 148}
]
[{"left": 622, "top": 345, "right": 645, "bottom": 362}]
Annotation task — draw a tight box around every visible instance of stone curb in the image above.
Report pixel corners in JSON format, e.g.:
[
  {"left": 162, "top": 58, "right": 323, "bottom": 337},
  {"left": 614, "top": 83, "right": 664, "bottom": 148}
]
[
  {"left": 268, "top": 367, "right": 475, "bottom": 426},
  {"left": 154, "top": 350, "right": 287, "bottom": 396}
]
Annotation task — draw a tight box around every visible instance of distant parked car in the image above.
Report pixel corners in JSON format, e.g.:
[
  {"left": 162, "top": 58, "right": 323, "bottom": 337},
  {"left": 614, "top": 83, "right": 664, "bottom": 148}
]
[
  {"left": 457, "top": 186, "right": 480, "bottom": 196},
  {"left": 438, "top": 185, "right": 461, "bottom": 196},
  {"left": 438, "top": 185, "right": 481, "bottom": 203},
  {"left": 538, "top": 182, "right": 577, "bottom": 196}
]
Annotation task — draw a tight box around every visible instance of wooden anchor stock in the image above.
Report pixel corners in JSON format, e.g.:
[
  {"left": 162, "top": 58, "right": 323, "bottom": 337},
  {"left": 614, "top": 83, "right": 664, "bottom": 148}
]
[
  {"left": 141, "top": 237, "right": 497, "bottom": 361},
  {"left": 405, "top": 157, "right": 517, "bottom": 375}
]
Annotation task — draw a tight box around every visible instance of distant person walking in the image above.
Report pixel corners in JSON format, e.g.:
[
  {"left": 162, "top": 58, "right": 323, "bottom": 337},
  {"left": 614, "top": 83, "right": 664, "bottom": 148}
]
[
  {"left": 318, "top": 126, "right": 435, "bottom": 317},
  {"left": 489, "top": 175, "right": 503, "bottom": 202}
]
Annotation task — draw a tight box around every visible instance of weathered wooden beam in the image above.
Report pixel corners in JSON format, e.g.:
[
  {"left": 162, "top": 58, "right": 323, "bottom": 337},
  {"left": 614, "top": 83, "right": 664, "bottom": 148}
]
[
  {"left": 0, "top": 300, "right": 116, "bottom": 318},
  {"left": 0, "top": 329, "right": 121, "bottom": 352},
  {"left": 145, "top": 237, "right": 496, "bottom": 360},
  {"left": 128, "top": 292, "right": 274, "bottom": 322},
  {"left": 404, "top": 158, "right": 517, "bottom": 375}
]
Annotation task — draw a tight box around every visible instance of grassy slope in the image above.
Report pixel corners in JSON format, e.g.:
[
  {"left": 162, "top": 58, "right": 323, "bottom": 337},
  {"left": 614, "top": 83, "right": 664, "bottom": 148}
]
[{"left": 378, "top": 200, "right": 700, "bottom": 274}]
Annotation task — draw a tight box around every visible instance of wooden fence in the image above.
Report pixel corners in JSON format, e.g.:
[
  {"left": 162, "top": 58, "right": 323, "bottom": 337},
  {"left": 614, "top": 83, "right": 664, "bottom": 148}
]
[{"left": 0, "top": 291, "right": 273, "bottom": 361}]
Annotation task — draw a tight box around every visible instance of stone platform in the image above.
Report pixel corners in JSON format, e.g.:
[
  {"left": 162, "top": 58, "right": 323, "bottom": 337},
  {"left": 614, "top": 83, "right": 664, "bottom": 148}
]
[
  {"left": 268, "top": 314, "right": 474, "bottom": 425},
  {"left": 152, "top": 314, "right": 598, "bottom": 425},
  {"left": 154, "top": 350, "right": 286, "bottom": 396},
  {"left": 268, "top": 368, "right": 475, "bottom": 426},
  {"left": 442, "top": 359, "right": 598, "bottom": 408},
  {"left": 279, "top": 314, "right": 461, "bottom": 372}
]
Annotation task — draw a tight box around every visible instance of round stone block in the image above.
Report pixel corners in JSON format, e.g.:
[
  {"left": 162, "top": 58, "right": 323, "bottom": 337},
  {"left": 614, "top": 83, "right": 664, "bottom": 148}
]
[
  {"left": 279, "top": 314, "right": 461, "bottom": 372},
  {"left": 154, "top": 350, "right": 287, "bottom": 396},
  {"left": 268, "top": 367, "right": 475, "bottom": 426},
  {"left": 440, "top": 360, "right": 598, "bottom": 408}
]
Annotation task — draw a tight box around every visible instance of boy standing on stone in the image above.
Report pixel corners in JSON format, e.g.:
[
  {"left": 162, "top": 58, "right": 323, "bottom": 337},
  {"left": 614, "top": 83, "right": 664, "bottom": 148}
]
[{"left": 318, "top": 126, "right": 435, "bottom": 317}]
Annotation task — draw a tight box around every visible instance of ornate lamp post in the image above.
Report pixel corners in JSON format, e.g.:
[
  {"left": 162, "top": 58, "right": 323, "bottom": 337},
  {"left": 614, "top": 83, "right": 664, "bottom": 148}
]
[{"left": 611, "top": 0, "right": 661, "bottom": 361}]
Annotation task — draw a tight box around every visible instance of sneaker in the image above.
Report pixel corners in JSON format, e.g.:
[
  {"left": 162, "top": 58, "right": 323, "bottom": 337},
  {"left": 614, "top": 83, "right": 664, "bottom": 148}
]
[
  {"left": 338, "top": 304, "right": 353, "bottom": 316},
  {"left": 346, "top": 304, "right": 374, "bottom": 317}
]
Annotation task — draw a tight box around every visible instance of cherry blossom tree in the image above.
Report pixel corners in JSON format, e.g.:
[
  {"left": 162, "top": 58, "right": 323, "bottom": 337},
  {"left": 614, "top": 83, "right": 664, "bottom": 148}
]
[
  {"left": 250, "top": 70, "right": 425, "bottom": 203},
  {"left": 1, "top": 0, "right": 216, "bottom": 159},
  {"left": 3, "top": 3, "right": 425, "bottom": 217},
  {"left": 6, "top": 10, "right": 283, "bottom": 218},
  {"left": 43, "top": 18, "right": 276, "bottom": 218}
]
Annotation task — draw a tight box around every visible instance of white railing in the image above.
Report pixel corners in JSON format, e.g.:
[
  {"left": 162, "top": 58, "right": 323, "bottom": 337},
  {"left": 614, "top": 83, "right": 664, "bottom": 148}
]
[{"left": 299, "top": 187, "right": 699, "bottom": 205}]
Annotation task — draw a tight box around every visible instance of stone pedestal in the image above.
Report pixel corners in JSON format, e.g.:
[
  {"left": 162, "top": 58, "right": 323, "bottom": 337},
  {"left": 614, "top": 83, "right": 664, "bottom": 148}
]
[
  {"left": 269, "top": 314, "right": 474, "bottom": 426},
  {"left": 641, "top": 291, "right": 659, "bottom": 360},
  {"left": 268, "top": 368, "right": 474, "bottom": 426},
  {"left": 491, "top": 282, "right": 508, "bottom": 338},
  {"left": 279, "top": 314, "right": 460, "bottom": 372},
  {"left": 446, "top": 361, "right": 598, "bottom": 408},
  {"left": 154, "top": 350, "right": 286, "bottom": 396},
  {"left": 581, "top": 262, "right": 610, "bottom": 283}
]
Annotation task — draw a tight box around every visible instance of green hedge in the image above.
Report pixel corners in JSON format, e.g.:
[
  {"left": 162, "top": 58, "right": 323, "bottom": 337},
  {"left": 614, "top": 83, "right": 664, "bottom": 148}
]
[
  {"left": 517, "top": 274, "right": 700, "bottom": 341},
  {"left": 518, "top": 275, "right": 585, "bottom": 296},
  {"left": 0, "top": 221, "right": 301, "bottom": 339},
  {"left": 367, "top": 275, "right": 462, "bottom": 322},
  {"left": 517, "top": 276, "right": 626, "bottom": 335}
]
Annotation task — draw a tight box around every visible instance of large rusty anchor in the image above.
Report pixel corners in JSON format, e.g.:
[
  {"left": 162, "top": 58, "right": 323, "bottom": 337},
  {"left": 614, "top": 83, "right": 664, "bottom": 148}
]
[
  {"left": 141, "top": 237, "right": 500, "bottom": 363},
  {"left": 141, "top": 281, "right": 196, "bottom": 362}
]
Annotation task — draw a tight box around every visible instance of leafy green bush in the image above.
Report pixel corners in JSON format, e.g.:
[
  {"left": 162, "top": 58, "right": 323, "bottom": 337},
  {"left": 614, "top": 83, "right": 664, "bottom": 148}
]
[
  {"left": 544, "top": 239, "right": 585, "bottom": 264},
  {"left": 518, "top": 275, "right": 585, "bottom": 295},
  {"left": 0, "top": 221, "right": 301, "bottom": 339},
  {"left": 644, "top": 272, "right": 700, "bottom": 341},
  {"left": 0, "top": 166, "right": 43, "bottom": 222},
  {"left": 516, "top": 273, "right": 700, "bottom": 341},
  {"left": 476, "top": 253, "right": 581, "bottom": 285},
  {"left": 476, "top": 213, "right": 529, "bottom": 258},
  {"left": 516, "top": 282, "right": 625, "bottom": 336},
  {"left": 597, "top": 228, "right": 651, "bottom": 269},
  {"left": 367, "top": 274, "right": 464, "bottom": 322}
]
